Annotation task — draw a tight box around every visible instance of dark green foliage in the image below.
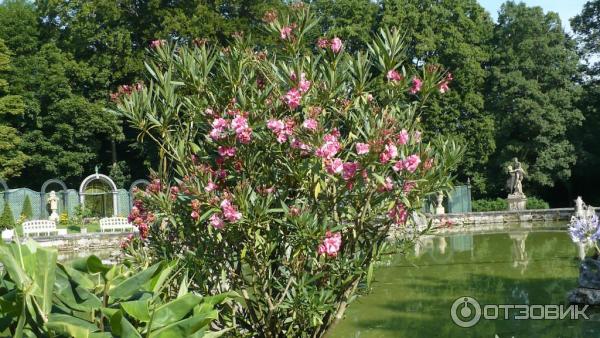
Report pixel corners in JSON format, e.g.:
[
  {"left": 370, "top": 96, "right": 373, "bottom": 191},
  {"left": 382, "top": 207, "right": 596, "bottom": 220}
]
[
  {"left": 20, "top": 195, "right": 32, "bottom": 220},
  {"left": 472, "top": 198, "right": 508, "bottom": 212},
  {"left": 486, "top": 2, "right": 583, "bottom": 197},
  {"left": 526, "top": 197, "right": 550, "bottom": 210},
  {"left": 380, "top": 0, "right": 496, "bottom": 194},
  {"left": 0, "top": 203, "right": 14, "bottom": 229}
]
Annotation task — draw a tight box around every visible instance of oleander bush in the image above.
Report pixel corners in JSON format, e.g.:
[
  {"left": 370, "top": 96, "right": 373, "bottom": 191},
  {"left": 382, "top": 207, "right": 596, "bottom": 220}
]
[{"left": 114, "top": 5, "right": 462, "bottom": 336}]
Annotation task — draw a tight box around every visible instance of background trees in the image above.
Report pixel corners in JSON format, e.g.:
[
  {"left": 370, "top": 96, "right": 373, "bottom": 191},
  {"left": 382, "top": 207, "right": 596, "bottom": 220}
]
[
  {"left": 0, "top": 0, "right": 596, "bottom": 206},
  {"left": 485, "top": 2, "right": 583, "bottom": 201}
]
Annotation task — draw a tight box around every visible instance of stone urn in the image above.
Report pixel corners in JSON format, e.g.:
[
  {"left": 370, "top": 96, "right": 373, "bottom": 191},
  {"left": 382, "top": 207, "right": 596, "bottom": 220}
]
[{"left": 568, "top": 257, "right": 600, "bottom": 305}]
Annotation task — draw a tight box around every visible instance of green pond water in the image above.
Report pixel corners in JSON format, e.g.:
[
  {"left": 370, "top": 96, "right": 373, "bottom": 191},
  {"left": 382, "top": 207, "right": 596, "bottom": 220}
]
[{"left": 333, "top": 223, "right": 600, "bottom": 338}]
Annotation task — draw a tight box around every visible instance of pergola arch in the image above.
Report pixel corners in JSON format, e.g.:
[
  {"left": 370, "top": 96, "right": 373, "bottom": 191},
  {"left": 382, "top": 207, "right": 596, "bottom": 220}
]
[
  {"left": 40, "top": 179, "right": 69, "bottom": 218},
  {"left": 79, "top": 173, "right": 118, "bottom": 217}
]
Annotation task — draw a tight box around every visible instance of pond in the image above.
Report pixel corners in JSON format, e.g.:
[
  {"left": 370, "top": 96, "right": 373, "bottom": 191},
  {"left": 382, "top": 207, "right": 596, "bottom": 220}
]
[{"left": 334, "top": 222, "right": 600, "bottom": 337}]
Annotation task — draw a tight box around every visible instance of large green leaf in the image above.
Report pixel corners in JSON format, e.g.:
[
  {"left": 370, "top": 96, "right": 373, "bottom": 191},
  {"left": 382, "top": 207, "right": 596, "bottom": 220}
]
[
  {"left": 150, "top": 293, "right": 203, "bottom": 328},
  {"left": 109, "top": 310, "right": 143, "bottom": 338},
  {"left": 121, "top": 299, "right": 151, "bottom": 322},
  {"left": 0, "top": 246, "right": 29, "bottom": 289},
  {"left": 108, "top": 262, "right": 162, "bottom": 299},
  {"left": 148, "top": 310, "right": 218, "bottom": 338},
  {"left": 46, "top": 313, "right": 99, "bottom": 337},
  {"left": 33, "top": 247, "right": 57, "bottom": 315}
]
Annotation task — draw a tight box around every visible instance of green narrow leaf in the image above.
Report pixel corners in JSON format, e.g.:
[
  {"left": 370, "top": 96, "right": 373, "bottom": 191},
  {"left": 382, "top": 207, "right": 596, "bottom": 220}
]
[{"left": 34, "top": 247, "right": 57, "bottom": 315}]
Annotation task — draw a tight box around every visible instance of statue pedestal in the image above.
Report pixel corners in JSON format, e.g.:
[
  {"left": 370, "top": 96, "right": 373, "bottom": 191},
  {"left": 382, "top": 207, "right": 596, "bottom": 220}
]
[
  {"left": 507, "top": 194, "right": 527, "bottom": 211},
  {"left": 435, "top": 206, "right": 445, "bottom": 215},
  {"left": 49, "top": 211, "right": 59, "bottom": 222}
]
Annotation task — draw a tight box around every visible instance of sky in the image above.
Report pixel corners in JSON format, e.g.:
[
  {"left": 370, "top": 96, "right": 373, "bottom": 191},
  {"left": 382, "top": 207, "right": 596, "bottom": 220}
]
[{"left": 479, "top": 0, "right": 588, "bottom": 32}]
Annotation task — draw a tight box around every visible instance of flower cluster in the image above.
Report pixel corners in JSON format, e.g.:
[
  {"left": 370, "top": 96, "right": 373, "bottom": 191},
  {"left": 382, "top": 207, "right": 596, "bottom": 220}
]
[
  {"left": 110, "top": 82, "right": 143, "bottom": 102},
  {"left": 318, "top": 231, "right": 342, "bottom": 257},
  {"left": 569, "top": 214, "right": 600, "bottom": 245},
  {"left": 127, "top": 199, "right": 155, "bottom": 239},
  {"left": 438, "top": 72, "right": 453, "bottom": 93},
  {"left": 316, "top": 37, "right": 343, "bottom": 53},
  {"left": 210, "top": 112, "right": 253, "bottom": 144}
]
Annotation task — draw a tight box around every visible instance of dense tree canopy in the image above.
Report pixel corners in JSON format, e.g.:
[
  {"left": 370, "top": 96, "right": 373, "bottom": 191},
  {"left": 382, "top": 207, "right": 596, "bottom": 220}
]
[
  {"left": 0, "top": 0, "right": 595, "bottom": 205},
  {"left": 486, "top": 2, "right": 582, "bottom": 196},
  {"left": 380, "top": 0, "right": 496, "bottom": 194}
]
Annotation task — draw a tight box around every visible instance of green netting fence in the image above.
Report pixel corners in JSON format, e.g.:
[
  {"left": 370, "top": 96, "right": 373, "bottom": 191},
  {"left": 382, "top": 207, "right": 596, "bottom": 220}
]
[
  {"left": 423, "top": 184, "right": 472, "bottom": 214},
  {"left": 0, "top": 188, "right": 134, "bottom": 221}
]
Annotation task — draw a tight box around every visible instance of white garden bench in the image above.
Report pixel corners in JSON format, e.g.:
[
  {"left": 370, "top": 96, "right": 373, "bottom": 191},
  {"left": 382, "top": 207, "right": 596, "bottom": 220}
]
[
  {"left": 22, "top": 220, "right": 67, "bottom": 237},
  {"left": 99, "top": 217, "right": 135, "bottom": 232}
]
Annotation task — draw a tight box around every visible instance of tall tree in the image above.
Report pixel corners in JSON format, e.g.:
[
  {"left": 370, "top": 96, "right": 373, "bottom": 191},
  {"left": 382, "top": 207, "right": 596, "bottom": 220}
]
[
  {"left": 486, "top": 2, "right": 582, "bottom": 198},
  {"left": 571, "top": 0, "right": 600, "bottom": 203},
  {"left": 379, "top": 0, "right": 496, "bottom": 194},
  {"left": 0, "top": 1, "right": 119, "bottom": 187},
  {"left": 0, "top": 38, "right": 27, "bottom": 179}
]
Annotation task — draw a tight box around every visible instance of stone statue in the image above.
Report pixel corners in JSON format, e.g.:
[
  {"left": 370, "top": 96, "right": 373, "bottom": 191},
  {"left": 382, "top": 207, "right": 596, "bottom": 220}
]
[
  {"left": 506, "top": 158, "right": 527, "bottom": 210},
  {"left": 506, "top": 158, "right": 526, "bottom": 196},
  {"left": 435, "top": 192, "right": 445, "bottom": 215},
  {"left": 48, "top": 190, "right": 59, "bottom": 222}
]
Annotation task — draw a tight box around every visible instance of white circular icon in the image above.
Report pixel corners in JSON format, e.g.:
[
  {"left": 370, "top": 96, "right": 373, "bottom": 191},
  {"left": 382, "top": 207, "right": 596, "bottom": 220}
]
[{"left": 451, "top": 296, "right": 481, "bottom": 328}]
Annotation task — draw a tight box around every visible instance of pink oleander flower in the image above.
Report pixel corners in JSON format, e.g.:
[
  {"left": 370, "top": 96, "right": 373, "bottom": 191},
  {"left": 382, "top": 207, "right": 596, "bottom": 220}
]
[
  {"left": 315, "top": 134, "right": 341, "bottom": 159},
  {"left": 326, "top": 158, "right": 344, "bottom": 174},
  {"left": 209, "top": 214, "right": 225, "bottom": 229},
  {"left": 231, "top": 115, "right": 247, "bottom": 132},
  {"left": 404, "top": 154, "right": 421, "bottom": 173},
  {"left": 150, "top": 39, "right": 166, "bottom": 48},
  {"left": 303, "top": 118, "right": 318, "bottom": 131},
  {"left": 379, "top": 143, "right": 398, "bottom": 164},
  {"left": 397, "top": 129, "right": 409, "bottom": 145},
  {"left": 210, "top": 118, "right": 229, "bottom": 140},
  {"left": 299, "top": 73, "right": 311, "bottom": 93},
  {"left": 191, "top": 199, "right": 201, "bottom": 210},
  {"left": 317, "top": 37, "right": 329, "bottom": 49},
  {"left": 356, "top": 143, "right": 370, "bottom": 155},
  {"left": 409, "top": 77, "right": 423, "bottom": 94},
  {"left": 403, "top": 181, "right": 416, "bottom": 193},
  {"left": 236, "top": 128, "right": 252, "bottom": 144},
  {"left": 439, "top": 81, "right": 450, "bottom": 93},
  {"left": 318, "top": 231, "right": 342, "bottom": 257},
  {"left": 424, "top": 158, "right": 434, "bottom": 170},
  {"left": 388, "top": 202, "right": 408, "bottom": 225},
  {"left": 284, "top": 88, "right": 302, "bottom": 109},
  {"left": 280, "top": 26, "right": 293, "bottom": 40},
  {"left": 291, "top": 138, "right": 310, "bottom": 151},
  {"left": 205, "top": 181, "right": 217, "bottom": 192},
  {"left": 220, "top": 199, "right": 242, "bottom": 222},
  {"left": 342, "top": 162, "right": 359, "bottom": 181},
  {"left": 191, "top": 210, "right": 199, "bottom": 220},
  {"left": 387, "top": 69, "right": 403, "bottom": 82},
  {"left": 378, "top": 176, "right": 394, "bottom": 192},
  {"left": 267, "top": 119, "right": 285, "bottom": 132},
  {"left": 392, "top": 161, "right": 404, "bottom": 172},
  {"left": 218, "top": 146, "right": 236, "bottom": 158},
  {"left": 331, "top": 37, "right": 343, "bottom": 53},
  {"left": 413, "top": 131, "right": 422, "bottom": 143}
]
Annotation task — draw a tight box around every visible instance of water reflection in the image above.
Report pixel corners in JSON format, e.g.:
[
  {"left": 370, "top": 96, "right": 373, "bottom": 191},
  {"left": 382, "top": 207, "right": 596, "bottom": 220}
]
[{"left": 334, "top": 223, "right": 599, "bottom": 338}]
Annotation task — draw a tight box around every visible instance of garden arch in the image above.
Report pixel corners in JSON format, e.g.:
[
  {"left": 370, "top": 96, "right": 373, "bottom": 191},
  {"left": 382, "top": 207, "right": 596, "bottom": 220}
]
[
  {"left": 40, "top": 179, "right": 69, "bottom": 218},
  {"left": 79, "top": 173, "right": 118, "bottom": 217},
  {"left": 128, "top": 179, "right": 150, "bottom": 208}
]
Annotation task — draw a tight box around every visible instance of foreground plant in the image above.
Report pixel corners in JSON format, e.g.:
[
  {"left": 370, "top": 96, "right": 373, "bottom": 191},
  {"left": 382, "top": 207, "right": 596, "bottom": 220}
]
[
  {"left": 0, "top": 239, "right": 233, "bottom": 337},
  {"left": 114, "top": 5, "right": 462, "bottom": 336}
]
